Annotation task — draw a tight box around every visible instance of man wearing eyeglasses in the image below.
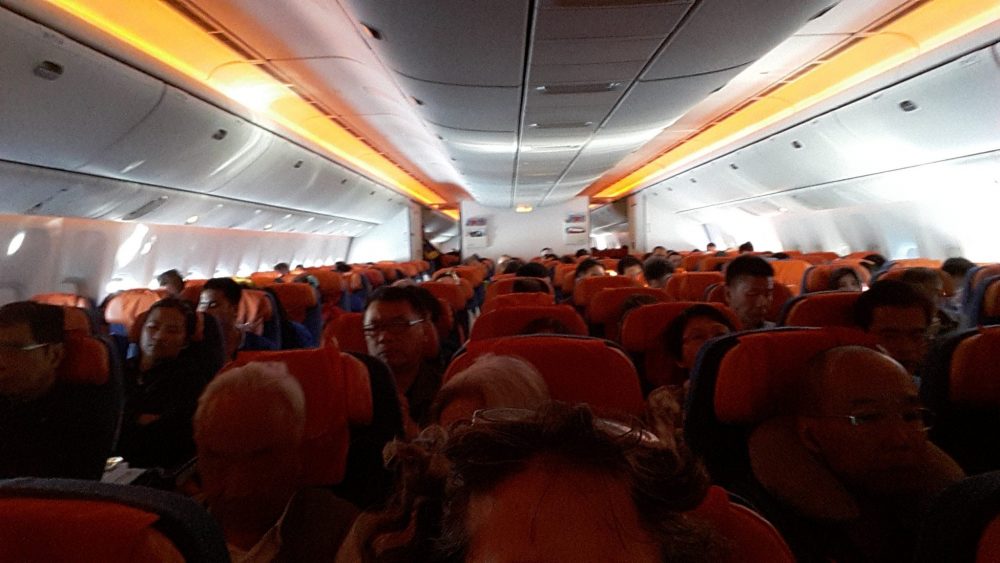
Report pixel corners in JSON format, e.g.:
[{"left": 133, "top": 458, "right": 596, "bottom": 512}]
[
  {"left": 753, "top": 346, "right": 963, "bottom": 562},
  {"left": 363, "top": 285, "right": 441, "bottom": 430},
  {"left": 0, "top": 302, "right": 113, "bottom": 479},
  {"left": 855, "top": 280, "right": 934, "bottom": 378}
]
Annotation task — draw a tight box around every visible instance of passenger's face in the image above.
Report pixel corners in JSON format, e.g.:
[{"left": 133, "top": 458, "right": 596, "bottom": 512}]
[
  {"left": 197, "top": 289, "right": 236, "bottom": 329},
  {"left": 801, "top": 351, "right": 929, "bottom": 494},
  {"left": 0, "top": 322, "right": 62, "bottom": 399},
  {"left": 463, "top": 458, "right": 661, "bottom": 563},
  {"left": 867, "top": 306, "right": 928, "bottom": 375},
  {"left": 835, "top": 274, "right": 862, "bottom": 292},
  {"left": 623, "top": 265, "right": 643, "bottom": 280},
  {"left": 726, "top": 275, "right": 773, "bottom": 329},
  {"left": 363, "top": 300, "right": 427, "bottom": 374},
  {"left": 197, "top": 395, "right": 300, "bottom": 515},
  {"left": 140, "top": 307, "right": 187, "bottom": 362},
  {"left": 579, "top": 265, "right": 605, "bottom": 279},
  {"left": 667, "top": 254, "right": 683, "bottom": 268},
  {"left": 679, "top": 316, "right": 732, "bottom": 369}
]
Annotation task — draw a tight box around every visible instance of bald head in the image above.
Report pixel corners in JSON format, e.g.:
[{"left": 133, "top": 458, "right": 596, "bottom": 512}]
[{"left": 797, "top": 346, "right": 912, "bottom": 415}]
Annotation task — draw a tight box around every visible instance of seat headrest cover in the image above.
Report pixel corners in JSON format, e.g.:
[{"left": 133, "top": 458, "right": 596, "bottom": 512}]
[
  {"left": 237, "top": 289, "right": 274, "bottom": 335},
  {"left": 780, "top": 291, "right": 861, "bottom": 328},
  {"left": 481, "top": 292, "right": 555, "bottom": 314},
  {"left": 983, "top": 280, "right": 1000, "bottom": 318},
  {"left": 688, "top": 485, "right": 795, "bottom": 563},
  {"left": 270, "top": 283, "right": 318, "bottom": 323},
  {"left": 62, "top": 306, "right": 92, "bottom": 334},
  {"left": 327, "top": 313, "right": 366, "bottom": 355},
  {"left": 714, "top": 328, "right": 874, "bottom": 423},
  {"left": 32, "top": 293, "right": 90, "bottom": 308},
  {"left": 104, "top": 289, "right": 165, "bottom": 332},
  {"left": 620, "top": 302, "right": 737, "bottom": 352},
  {"left": 573, "top": 276, "right": 639, "bottom": 307},
  {"left": 587, "top": 287, "right": 670, "bottom": 324},
  {"left": 445, "top": 335, "right": 644, "bottom": 416},
  {"left": 420, "top": 281, "right": 467, "bottom": 311},
  {"left": 340, "top": 353, "right": 374, "bottom": 426},
  {"left": 57, "top": 335, "right": 110, "bottom": 385},
  {"left": 470, "top": 305, "right": 587, "bottom": 340},
  {"left": 950, "top": 328, "right": 1000, "bottom": 406}
]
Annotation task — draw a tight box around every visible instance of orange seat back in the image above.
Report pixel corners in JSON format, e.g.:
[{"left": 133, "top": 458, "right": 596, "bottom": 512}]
[
  {"left": 421, "top": 281, "right": 468, "bottom": 312},
  {"left": 104, "top": 289, "right": 166, "bottom": 335},
  {"left": 304, "top": 269, "right": 345, "bottom": 305},
  {"left": 690, "top": 486, "right": 795, "bottom": 563},
  {"left": 948, "top": 326, "right": 1000, "bottom": 407},
  {"left": 324, "top": 312, "right": 366, "bottom": 355},
  {"left": 178, "top": 280, "right": 207, "bottom": 305},
  {"left": 58, "top": 332, "right": 112, "bottom": 386},
  {"left": 445, "top": 335, "right": 645, "bottom": 417},
  {"left": 665, "top": 272, "right": 724, "bottom": 301},
  {"left": 682, "top": 253, "right": 705, "bottom": 271},
  {"left": 236, "top": 289, "right": 274, "bottom": 336},
  {"left": 269, "top": 282, "right": 318, "bottom": 324},
  {"left": 552, "top": 264, "right": 576, "bottom": 290},
  {"left": 778, "top": 291, "right": 862, "bottom": 328},
  {"left": 968, "top": 264, "right": 1000, "bottom": 294},
  {"left": 249, "top": 271, "right": 281, "bottom": 287},
  {"left": 470, "top": 305, "right": 587, "bottom": 340},
  {"left": 229, "top": 344, "right": 372, "bottom": 485},
  {"left": 798, "top": 252, "right": 838, "bottom": 265},
  {"left": 587, "top": 287, "right": 672, "bottom": 341},
  {"left": 770, "top": 259, "right": 810, "bottom": 296},
  {"left": 599, "top": 258, "right": 619, "bottom": 271},
  {"left": 885, "top": 258, "right": 942, "bottom": 270},
  {"left": 699, "top": 256, "right": 735, "bottom": 272},
  {"left": 801, "top": 263, "right": 870, "bottom": 293},
  {"left": 480, "top": 292, "right": 556, "bottom": 314},
  {"left": 485, "top": 276, "right": 554, "bottom": 302},
  {"left": 573, "top": 275, "right": 640, "bottom": 308},
  {"left": 31, "top": 292, "right": 93, "bottom": 309},
  {"left": 876, "top": 266, "right": 955, "bottom": 295},
  {"left": 620, "top": 302, "right": 739, "bottom": 388}
]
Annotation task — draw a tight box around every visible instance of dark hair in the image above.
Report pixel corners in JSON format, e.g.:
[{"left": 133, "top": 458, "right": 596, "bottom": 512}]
[
  {"left": 652, "top": 246, "right": 666, "bottom": 252},
  {"left": 616, "top": 255, "right": 643, "bottom": 276},
  {"left": 274, "top": 262, "right": 290, "bottom": 272},
  {"left": 706, "top": 242, "right": 717, "bottom": 249},
  {"left": 941, "top": 257, "right": 975, "bottom": 278},
  {"left": 738, "top": 241, "right": 754, "bottom": 253},
  {"left": 511, "top": 278, "right": 549, "bottom": 294},
  {"left": 899, "top": 267, "right": 943, "bottom": 290},
  {"left": 367, "top": 285, "right": 436, "bottom": 321},
  {"left": 156, "top": 269, "right": 184, "bottom": 288},
  {"left": 724, "top": 255, "right": 773, "bottom": 286},
  {"left": 862, "top": 254, "right": 887, "bottom": 271},
  {"left": 437, "top": 403, "right": 717, "bottom": 561},
  {"left": 771, "top": 252, "right": 790, "bottom": 260},
  {"left": 203, "top": 277, "right": 243, "bottom": 308},
  {"left": 574, "top": 249, "right": 590, "bottom": 258},
  {"left": 854, "top": 279, "right": 934, "bottom": 330},
  {"left": 0, "top": 301, "right": 64, "bottom": 344},
  {"left": 515, "top": 262, "right": 548, "bottom": 279},
  {"left": 575, "top": 258, "right": 603, "bottom": 279},
  {"left": 828, "top": 267, "right": 862, "bottom": 291},
  {"left": 334, "top": 261, "right": 353, "bottom": 273},
  {"left": 147, "top": 298, "right": 197, "bottom": 341},
  {"left": 643, "top": 257, "right": 674, "bottom": 282},
  {"left": 500, "top": 259, "right": 524, "bottom": 275},
  {"left": 662, "top": 304, "right": 736, "bottom": 360}
]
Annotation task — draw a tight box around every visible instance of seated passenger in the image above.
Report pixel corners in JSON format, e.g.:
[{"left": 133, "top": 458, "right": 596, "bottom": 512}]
[
  {"left": 616, "top": 255, "right": 644, "bottom": 281},
  {"left": 643, "top": 256, "right": 674, "bottom": 289},
  {"left": 940, "top": 256, "right": 974, "bottom": 317},
  {"left": 575, "top": 258, "right": 605, "bottom": 279},
  {"left": 862, "top": 253, "right": 887, "bottom": 273},
  {"left": 515, "top": 261, "right": 549, "bottom": 281},
  {"left": 363, "top": 285, "right": 442, "bottom": 429},
  {"left": 650, "top": 245, "right": 668, "bottom": 257},
  {"left": 198, "top": 277, "right": 278, "bottom": 359},
  {"left": 195, "top": 362, "right": 357, "bottom": 561},
  {"left": 725, "top": 255, "right": 775, "bottom": 330},
  {"left": 500, "top": 258, "right": 524, "bottom": 275},
  {"left": 511, "top": 277, "right": 549, "bottom": 293},
  {"left": 274, "top": 262, "right": 291, "bottom": 278},
  {"left": 854, "top": 280, "right": 932, "bottom": 378},
  {"left": 157, "top": 268, "right": 185, "bottom": 297},
  {"left": 900, "top": 267, "right": 958, "bottom": 337},
  {"left": 117, "top": 298, "right": 211, "bottom": 469},
  {"left": 828, "top": 267, "right": 863, "bottom": 292},
  {"left": 738, "top": 241, "right": 755, "bottom": 253},
  {"left": 0, "top": 302, "right": 115, "bottom": 479},
  {"left": 429, "top": 354, "right": 549, "bottom": 427},
  {"left": 752, "top": 346, "right": 963, "bottom": 562},
  {"left": 706, "top": 242, "right": 717, "bottom": 253},
  {"left": 337, "top": 403, "right": 716, "bottom": 562},
  {"left": 666, "top": 251, "right": 684, "bottom": 269}
]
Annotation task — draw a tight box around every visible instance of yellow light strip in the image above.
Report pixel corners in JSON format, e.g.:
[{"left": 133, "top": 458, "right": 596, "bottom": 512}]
[
  {"left": 47, "top": 0, "right": 447, "bottom": 207},
  {"left": 596, "top": 0, "right": 1000, "bottom": 200}
]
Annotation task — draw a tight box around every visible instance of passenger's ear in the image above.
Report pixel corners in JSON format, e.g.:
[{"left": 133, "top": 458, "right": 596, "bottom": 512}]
[
  {"left": 45, "top": 342, "right": 65, "bottom": 369},
  {"left": 796, "top": 417, "right": 822, "bottom": 454}
]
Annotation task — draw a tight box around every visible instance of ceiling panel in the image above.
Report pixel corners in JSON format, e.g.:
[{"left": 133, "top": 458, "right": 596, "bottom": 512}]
[
  {"left": 534, "top": 3, "right": 689, "bottom": 39},
  {"left": 533, "top": 36, "right": 663, "bottom": 66},
  {"left": 399, "top": 76, "right": 521, "bottom": 132},
  {"left": 642, "top": 0, "right": 837, "bottom": 79}
]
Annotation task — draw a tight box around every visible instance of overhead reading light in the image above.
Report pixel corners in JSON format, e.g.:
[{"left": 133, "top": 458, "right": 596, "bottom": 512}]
[
  {"left": 185, "top": 215, "right": 199, "bottom": 224},
  {"left": 535, "top": 82, "right": 622, "bottom": 95},
  {"left": 528, "top": 121, "right": 594, "bottom": 129},
  {"left": 33, "top": 60, "right": 64, "bottom": 80},
  {"left": 515, "top": 204, "right": 533, "bottom": 213},
  {"left": 122, "top": 196, "right": 168, "bottom": 221},
  {"left": 283, "top": 214, "right": 292, "bottom": 219},
  {"left": 263, "top": 224, "right": 273, "bottom": 230},
  {"left": 6, "top": 232, "right": 26, "bottom": 256},
  {"left": 596, "top": 0, "right": 1000, "bottom": 200}
]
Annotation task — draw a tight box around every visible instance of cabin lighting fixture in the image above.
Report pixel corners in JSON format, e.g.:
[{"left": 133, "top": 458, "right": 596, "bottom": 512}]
[
  {"left": 263, "top": 224, "right": 273, "bottom": 230},
  {"left": 185, "top": 215, "right": 199, "bottom": 224},
  {"left": 6, "top": 232, "right": 25, "bottom": 256},
  {"left": 515, "top": 204, "right": 533, "bottom": 213}
]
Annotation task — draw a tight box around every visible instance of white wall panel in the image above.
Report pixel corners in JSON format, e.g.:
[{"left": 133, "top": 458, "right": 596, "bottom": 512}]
[
  {"left": 0, "top": 214, "right": 351, "bottom": 305},
  {"left": 460, "top": 198, "right": 589, "bottom": 260},
  {"left": 347, "top": 207, "right": 413, "bottom": 264}
]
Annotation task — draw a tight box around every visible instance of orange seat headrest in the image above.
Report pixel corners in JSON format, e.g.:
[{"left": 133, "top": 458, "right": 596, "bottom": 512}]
[
  {"left": 31, "top": 293, "right": 91, "bottom": 309},
  {"left": 713, "top": 328, "right": 875, "bottom": 424},
  {"left": 665, "top": 272, "right": 725, "bottom": 301},
  {"left": 57, "top": 334, "right": 110, "bottom": 386},
  {"left": 779, "top": 291, "right": 861, "bottom": 328},
  {"left": 326, "top": 313, "right": 367, "bottom": 355},
  {"left": 420, "top": 281, "right": 468, "bottom": 312},
  {"left": 103, "top": 289, "right": 167, "bottom": 334},
  {"left": 949, "top": 326, "right": 1000, "bottom": 407},
  {"left": 269, "top": 283, "right": 318, "bottom": 324},
  {"left": 236, "top": 289, "right": 274, "bottom": 336},
  {"left": 586, "top": 287, "right": 671, "bottom": 325},
  {"left": 573, "top": 276, "right": 640, "bottom": 307},
  {"left": 470, "top": 305, "right": 587, "bottom": 340},
  {"left": 620, "top": 302, "right": 739, "bottom": 353},
  {"left": 61, "top": 306, "right": 93, "bottom": 335},
  {"left": 481, "top": 292, "right": 555, "bottom": 314}
]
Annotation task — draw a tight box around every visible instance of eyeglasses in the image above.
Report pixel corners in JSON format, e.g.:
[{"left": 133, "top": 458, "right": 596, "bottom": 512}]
[
  {"left": 0, "top": 342, "right": 50, "bottom": 354},
  {"left": 362, "top": 318, "right": 425, "bottom": 335},
  {"left": 471, "top": 407, "right": 661, "bottom": 446},
  {"left": 813, "top": 407, "right": 935, "bottom": 431}
]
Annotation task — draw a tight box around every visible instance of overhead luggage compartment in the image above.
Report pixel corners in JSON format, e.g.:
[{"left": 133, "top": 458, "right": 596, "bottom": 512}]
[{"left": 0, "top": 8, "right": 162, "bottom": 171}]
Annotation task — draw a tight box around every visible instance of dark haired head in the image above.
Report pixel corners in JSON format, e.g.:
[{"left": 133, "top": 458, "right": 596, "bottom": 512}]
[
  {"left": 616, "top": 255, "right": 643, "bottom": 276},
  {"left": 515, "top": 262, "right": 548, "bottom": 279},
  {"left": 574, "top": 249, "right": 590, "bottom": 258},
  {"left": 367, "top": 285, "right": 436, "bottom": 321},
  {"left": 738, "top": 241, "right": 754, "bottom": 253},
  {"left": 511, "top": 278, "right": 549, "bottom": 294},
  {"left": 575, "top": 258, "right": 604, "bottom": 279},
  {"left": 941, "top": 257, "right": 975, "bottom": 278},
  {"left": 156, "top": 269, "right": 184, "bottom": 294},
  {"left": 147, "top": 297, "right": 197, "bottom": 341},
  {"left": 862, "top": 254, "right": 887, "bottom": 271},
  {"left": 500, "top": 259, "right": 525, "bottom": 275},
  {"left": 724, "top": 255, "right": 774, "bottom": 286},
  {"left": 334, "top": 261, "right": 353, "bottom": 273},
  {"left": 274, "top": 262, "right": 291, "bottom": 274},
  {"left": 771, "top": 252, "right": 790, "bottom": 260},
  {"left": 0, "top": 301, "right": 64, "bottom": 345},
  {"left": 828, "top": 267, "right": 863, "bottom": 291},
  {"left": 662, "top": 304, "right": 736, "bottom": 361},
  {"left": 203, "top": 277, "right": 243, "bottom": 308},
  {"left": 854, "top": 279, "right": 933, "bottom": 330}
]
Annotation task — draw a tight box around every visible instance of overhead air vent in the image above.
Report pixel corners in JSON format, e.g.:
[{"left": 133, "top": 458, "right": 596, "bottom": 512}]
[
  {"left": 528, "top": 121, "right": 594, "bottom": 130},
  {"left": 121, "top": 196, "right": 168, "bottom": 221},
  {"left": 33, "top": 60, "right": 64, "bottom": 81},
  {"left": 535, "top": 82, "right": 622, "bottom": 95}
]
